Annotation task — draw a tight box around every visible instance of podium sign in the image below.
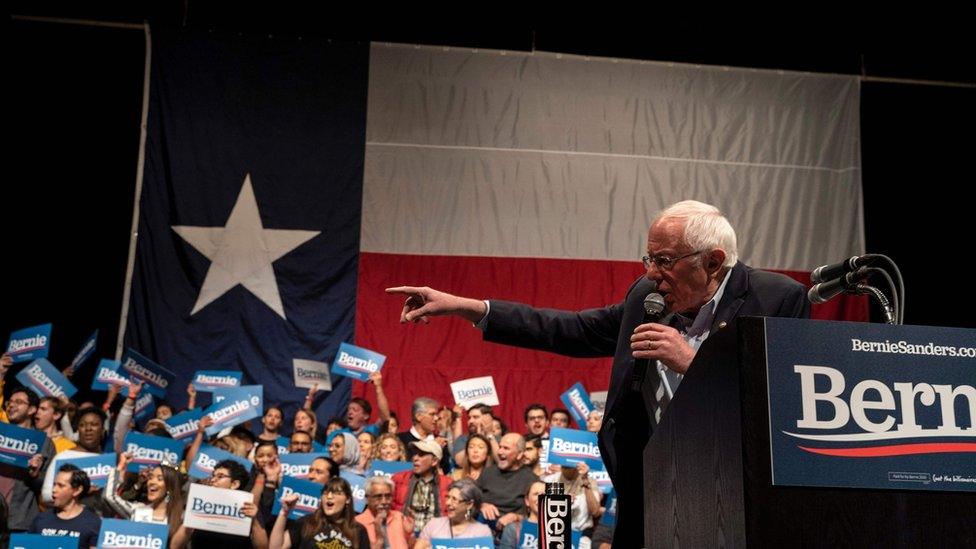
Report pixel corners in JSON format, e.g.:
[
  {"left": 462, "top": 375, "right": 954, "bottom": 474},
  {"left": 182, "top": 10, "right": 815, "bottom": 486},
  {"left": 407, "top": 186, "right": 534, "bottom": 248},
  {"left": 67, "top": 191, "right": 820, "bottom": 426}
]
[{"left": 764, "top": 318, "right": 975, "bottom": 492}]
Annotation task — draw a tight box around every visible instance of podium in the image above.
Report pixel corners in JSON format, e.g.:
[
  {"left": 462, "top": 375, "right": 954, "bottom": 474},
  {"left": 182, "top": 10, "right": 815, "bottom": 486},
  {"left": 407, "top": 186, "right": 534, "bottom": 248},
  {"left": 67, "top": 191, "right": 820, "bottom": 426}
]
[{"left": 642, "top": 317, "right": 976, "bottom": 547}]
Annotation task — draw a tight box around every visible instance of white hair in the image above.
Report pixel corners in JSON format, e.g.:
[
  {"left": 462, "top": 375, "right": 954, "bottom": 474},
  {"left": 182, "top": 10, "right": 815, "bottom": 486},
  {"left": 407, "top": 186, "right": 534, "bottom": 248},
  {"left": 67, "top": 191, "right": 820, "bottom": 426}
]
[
  {"left": 653, "top": 200, "right": 738, "bottom": 268},
  {"left": 364, "top": 475, "right": 394, "bottom": 495}
]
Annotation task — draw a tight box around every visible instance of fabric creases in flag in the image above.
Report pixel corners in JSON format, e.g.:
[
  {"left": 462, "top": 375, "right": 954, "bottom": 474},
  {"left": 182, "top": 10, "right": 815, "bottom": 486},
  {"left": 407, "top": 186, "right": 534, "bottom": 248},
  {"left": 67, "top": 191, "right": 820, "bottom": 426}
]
[
  {"left": 124, "top": 30, "right": 369, "bottom": 426},
  {"left": 355, "top": 44, "right": 867, "bottom": 431}
]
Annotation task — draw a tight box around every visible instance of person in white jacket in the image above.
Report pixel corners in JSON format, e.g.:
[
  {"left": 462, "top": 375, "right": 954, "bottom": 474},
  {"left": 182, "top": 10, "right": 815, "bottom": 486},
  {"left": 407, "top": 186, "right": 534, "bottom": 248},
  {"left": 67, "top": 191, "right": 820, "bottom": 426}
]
[{"left": 103, "top": 452, "right": 186, "bottom": 541}]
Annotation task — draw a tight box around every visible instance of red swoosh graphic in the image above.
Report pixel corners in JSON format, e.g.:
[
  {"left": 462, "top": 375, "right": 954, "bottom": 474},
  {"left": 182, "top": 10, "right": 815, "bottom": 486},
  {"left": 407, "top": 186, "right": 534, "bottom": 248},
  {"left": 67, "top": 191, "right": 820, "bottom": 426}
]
[{"left": 798, "top": 442, "right": 976, "bottom": 457}]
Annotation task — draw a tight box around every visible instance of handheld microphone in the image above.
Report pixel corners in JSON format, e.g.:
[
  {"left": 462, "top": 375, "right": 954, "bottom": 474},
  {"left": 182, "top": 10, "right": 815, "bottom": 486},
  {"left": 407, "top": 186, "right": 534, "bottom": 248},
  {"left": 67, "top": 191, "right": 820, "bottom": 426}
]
[
  {"left": 807, "top": 266, "right": 871, "bottom": 304},
  {"left": 811, "top": 254, "right": 878, "bottom": 283},
  {"left": 631, "top": 284, "right": 666, "bottom": 391}
]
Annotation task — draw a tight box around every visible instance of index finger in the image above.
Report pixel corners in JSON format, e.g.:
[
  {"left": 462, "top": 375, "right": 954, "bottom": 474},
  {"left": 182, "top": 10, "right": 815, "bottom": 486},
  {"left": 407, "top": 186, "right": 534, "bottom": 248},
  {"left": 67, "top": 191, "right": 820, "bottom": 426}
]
[{"left": 385, "top": 286, "right": 425, "bottom": 295}]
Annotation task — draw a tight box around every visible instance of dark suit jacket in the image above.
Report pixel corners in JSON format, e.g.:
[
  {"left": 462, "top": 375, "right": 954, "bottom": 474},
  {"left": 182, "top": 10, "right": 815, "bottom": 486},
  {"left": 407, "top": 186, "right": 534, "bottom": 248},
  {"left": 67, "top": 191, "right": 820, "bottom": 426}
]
[{"left": 483, "top": 261, "right": 809, "bottom": 541}]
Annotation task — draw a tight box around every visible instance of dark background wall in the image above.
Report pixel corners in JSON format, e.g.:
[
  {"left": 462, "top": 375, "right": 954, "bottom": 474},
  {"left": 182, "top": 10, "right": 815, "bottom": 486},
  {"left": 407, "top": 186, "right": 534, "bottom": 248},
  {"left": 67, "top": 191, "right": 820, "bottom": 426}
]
[{"left": 5, "top": 10, "right": 975, "bottom": 398}]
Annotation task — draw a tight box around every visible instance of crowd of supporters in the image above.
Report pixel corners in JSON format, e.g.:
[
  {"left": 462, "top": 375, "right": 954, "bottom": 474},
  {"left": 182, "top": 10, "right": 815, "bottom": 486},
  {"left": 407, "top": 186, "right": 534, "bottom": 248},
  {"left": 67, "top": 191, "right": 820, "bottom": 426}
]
[{"left": 0, "top": 352, "right": 614, "bottom": 548}]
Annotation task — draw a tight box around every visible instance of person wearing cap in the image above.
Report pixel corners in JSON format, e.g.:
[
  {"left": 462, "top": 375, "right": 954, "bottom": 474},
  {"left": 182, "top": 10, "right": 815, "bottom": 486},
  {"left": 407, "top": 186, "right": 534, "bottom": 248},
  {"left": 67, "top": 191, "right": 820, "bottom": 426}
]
[{"left": 390, "top": 439, "right": 452, "bottom": 534}]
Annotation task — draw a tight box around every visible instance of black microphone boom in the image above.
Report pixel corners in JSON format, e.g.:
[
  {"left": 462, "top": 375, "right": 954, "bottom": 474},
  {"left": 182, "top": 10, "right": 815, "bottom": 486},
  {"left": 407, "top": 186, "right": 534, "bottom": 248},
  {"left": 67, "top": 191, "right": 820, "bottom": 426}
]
[{"left": 810, "top": 254, "right": 878, "bottom": 284}]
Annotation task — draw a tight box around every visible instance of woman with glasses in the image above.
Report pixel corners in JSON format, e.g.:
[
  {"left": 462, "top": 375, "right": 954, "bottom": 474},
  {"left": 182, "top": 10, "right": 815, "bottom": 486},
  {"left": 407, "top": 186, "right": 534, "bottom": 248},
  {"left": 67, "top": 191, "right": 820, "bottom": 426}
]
[
  {"left": 329, "top": 431, "right": 364, "bottom": 474},
  {"left": 271, "top": 477, "right": 369, "bottom": 549},
  {"left": 415, "top": 479, "right": 492, "bottom": 547},
  {"left": 171, "top": 459, "right": 268, "bottom": 549}
]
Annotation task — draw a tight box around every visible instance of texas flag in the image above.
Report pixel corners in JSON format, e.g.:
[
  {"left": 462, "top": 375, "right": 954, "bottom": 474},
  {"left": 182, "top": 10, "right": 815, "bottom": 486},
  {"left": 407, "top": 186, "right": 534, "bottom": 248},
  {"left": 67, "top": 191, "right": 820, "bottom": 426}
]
[
  {"left": 124, "top": 31, "right": 367, "bottom": 422},
  {"left": 124, "top": 35, "right": 864, "bottom": 430}
]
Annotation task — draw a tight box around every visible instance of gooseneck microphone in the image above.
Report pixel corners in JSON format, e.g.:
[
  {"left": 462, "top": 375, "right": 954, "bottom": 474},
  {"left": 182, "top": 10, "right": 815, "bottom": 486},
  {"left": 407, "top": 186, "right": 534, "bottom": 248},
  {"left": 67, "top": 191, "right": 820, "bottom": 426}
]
[
  {"left": 631, "top": 284, "right": 666, "bottom": 391},
  {"left": 810, "top": 254, "right": 879, "bottom": 283},
  {"left": 807, "top": 266, "right": 871, "bottom": 304}
]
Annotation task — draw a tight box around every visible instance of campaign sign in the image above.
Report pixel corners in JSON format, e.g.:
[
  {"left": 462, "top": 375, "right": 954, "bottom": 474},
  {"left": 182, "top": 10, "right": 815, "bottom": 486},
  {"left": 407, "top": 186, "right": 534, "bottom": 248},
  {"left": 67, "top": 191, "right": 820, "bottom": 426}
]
[
  {"left": 204, "top": 385, "right": 263, "bottom": 436},
  {"left": 600, "top": 488, "right": 618, "bottom": 526},
  {"left": 192, "top": 370, "right": 243, "bottom": 392},
  {"left": 590, "top": 470, "right": 613, "bottom": 494},
  {"left": 122, "top": 432, "right": 184, "bottom": 473},
  {"left": 560, "top": 382, "right": 595, "bottom": 428},
  {"left": 67, "top": 329, "right": 98, "bottom": 372},
  {"left": 293, "top": 358, "right": 333, "bottom": 390},
  {"left": 765, "top": 317, "right": 976, "bottom": 493},
  {"left": 212, "top": 384, "right": 263, "bottom": 404},
  {"left": 369, "top": 460, "right": 413, "bottom": 478},
  {"left": 133, "top": 391, "right": 156, "bottom": 422},
  {"left": 518, "top": 522, "right": 581, "bottom": 548},
  {"left": 547, "top": 427, "right": 605, "bottom": 472},
  {"left": 16, "top": 358, "right": 77, "bottom": 399},
  {"left": 330, "top": 342, "right": 385, "bottom": 382},
  {"left": 55, "top": 452, "right": 116, "bottom": 489},
  {"left": 450, "top": 376, "right": 500, "bottom": 409},
  {"left": 120, "top": 348, "right": 175, "bottom": 398},
  {"left": 9, "top": 533, "right": 78, "bottom": 549},
  {"left": 276, "top": 435, "right": 291, "bottom": 455},
  {"left": 184, "top": 483, "right": 253, "bottom": 536},
  {"left": 6, "top": 323, "right": 52, "bottom": 363},
  {"left": 340, "top": 471, "right": 367, "bottom": 512},
  {"left": 165, "top": 408, "right": 204, "bottom": 445},
  {"left": 430, "top": 537, "right": 496, "bottom": 549},
  {"left": 189, "top": 444, "right": 253, "bottom": 479},
  {"left": 97, "top": 518, "right": 168, "bottom": 549},
  {"left": 280, "top": 452, "right": 329, "bottom": 480},
  {"left": 271, "top": 476, "right": 323, "bottom": 519},
  {"left": 0, "top": 422, "right": 47, "bottom": 468},
  {"left": 91, "top": 359, "right": 130, "bottom": 391}
]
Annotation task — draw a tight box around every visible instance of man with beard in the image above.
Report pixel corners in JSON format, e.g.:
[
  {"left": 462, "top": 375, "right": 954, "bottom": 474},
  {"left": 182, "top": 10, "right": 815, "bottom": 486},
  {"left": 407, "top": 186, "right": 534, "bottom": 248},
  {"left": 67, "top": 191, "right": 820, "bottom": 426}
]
[
  {"left": 0, "top": 375, "right": 55, "bottom": 531},
  {"left": 356, "top": 476, "right": 415, "bottom": 549}
]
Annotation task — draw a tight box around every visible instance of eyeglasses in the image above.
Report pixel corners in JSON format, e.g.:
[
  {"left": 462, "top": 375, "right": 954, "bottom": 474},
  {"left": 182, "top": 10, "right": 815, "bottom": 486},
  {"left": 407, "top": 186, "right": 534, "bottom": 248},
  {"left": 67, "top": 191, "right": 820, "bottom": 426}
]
[
  {"left": 641, "top": 250, "right": 703, "bottom": 271},
  {"left": 445, "top": 495, "right": 471, "bottom": 504},
  {"left": 6, "top": 399, "right": 30, "bottom": 406},
  {"left": 210, "top": 473, "right": 231, "bottom": 481}
]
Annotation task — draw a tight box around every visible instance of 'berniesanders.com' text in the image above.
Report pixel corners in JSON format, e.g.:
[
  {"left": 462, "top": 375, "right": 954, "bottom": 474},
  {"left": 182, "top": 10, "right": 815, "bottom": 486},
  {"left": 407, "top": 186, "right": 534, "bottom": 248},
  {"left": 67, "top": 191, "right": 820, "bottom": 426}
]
[{"left": 851, "top": 339, "right": 976, "bottom": 358}]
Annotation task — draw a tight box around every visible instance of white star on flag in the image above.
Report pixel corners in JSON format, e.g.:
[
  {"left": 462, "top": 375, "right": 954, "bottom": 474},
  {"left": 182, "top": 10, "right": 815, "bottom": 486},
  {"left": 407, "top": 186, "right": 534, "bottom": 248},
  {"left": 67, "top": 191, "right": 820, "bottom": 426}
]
[{"left": 172, "top": 173, "right": 320, "bottom": 319}]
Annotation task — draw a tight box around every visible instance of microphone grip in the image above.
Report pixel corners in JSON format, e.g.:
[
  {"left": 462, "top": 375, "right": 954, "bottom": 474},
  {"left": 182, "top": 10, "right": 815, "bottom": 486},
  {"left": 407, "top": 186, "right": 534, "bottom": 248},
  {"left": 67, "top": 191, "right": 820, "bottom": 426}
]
[{"left": 630, "top": 311, "right": 661, "bottom": 391}]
